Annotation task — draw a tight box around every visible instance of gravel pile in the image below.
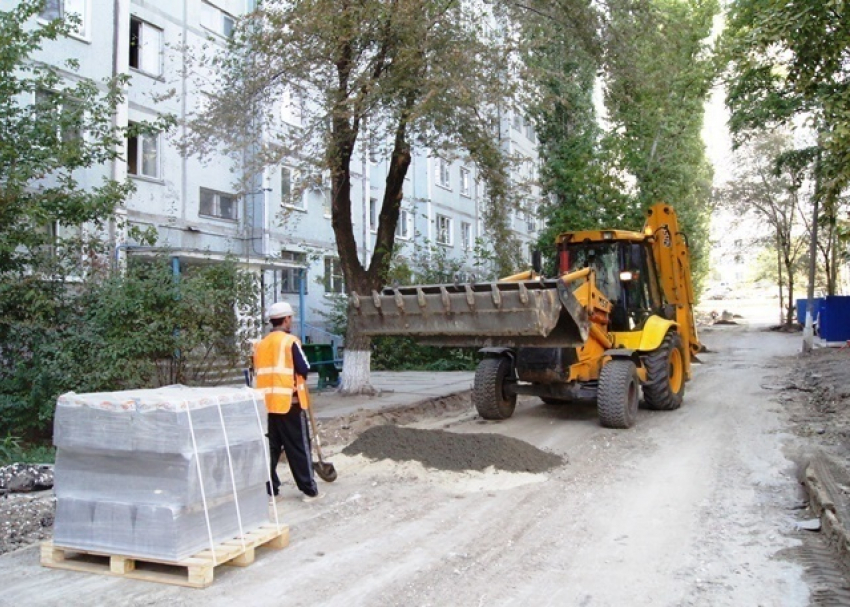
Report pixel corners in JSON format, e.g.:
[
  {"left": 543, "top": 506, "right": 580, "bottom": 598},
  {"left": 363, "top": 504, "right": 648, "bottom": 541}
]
[
  {"left": 0, "top": 493, "right": 55, "bottom": 555},
  {"left": 343, "top": 425, "right": 564, "bottom": 473},
  {"left": 0, "top": 464, "right": 54, "bottom": 494}
]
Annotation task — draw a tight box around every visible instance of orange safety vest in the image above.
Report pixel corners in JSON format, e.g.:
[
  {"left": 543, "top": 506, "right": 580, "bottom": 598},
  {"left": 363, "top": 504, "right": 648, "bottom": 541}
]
[{"left": 253, "top": 331, "right": 310, "bottom": 414}]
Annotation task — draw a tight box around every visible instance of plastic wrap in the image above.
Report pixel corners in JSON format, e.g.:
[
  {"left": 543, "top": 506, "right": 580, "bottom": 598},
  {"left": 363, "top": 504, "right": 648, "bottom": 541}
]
[{"left": 52, "top": 385, "right": 271, "bottom": 562}]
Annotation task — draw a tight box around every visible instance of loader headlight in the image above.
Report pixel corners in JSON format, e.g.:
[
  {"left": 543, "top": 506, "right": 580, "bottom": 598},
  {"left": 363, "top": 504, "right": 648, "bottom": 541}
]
[
  {"left": 619, "top": 271, "right": 633, "bottom": 281},
  {"left": 602, "top": 231, "right": 614, "bottom": 240}
]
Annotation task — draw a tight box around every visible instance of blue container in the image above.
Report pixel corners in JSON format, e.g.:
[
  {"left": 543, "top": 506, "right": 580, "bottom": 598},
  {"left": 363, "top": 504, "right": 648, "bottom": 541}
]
[
  {"left": 796, "top": 297, "right": 824, "bottom": 325},
  {"left": 819, "top": 296, "right": 850, "bottom": 342}
]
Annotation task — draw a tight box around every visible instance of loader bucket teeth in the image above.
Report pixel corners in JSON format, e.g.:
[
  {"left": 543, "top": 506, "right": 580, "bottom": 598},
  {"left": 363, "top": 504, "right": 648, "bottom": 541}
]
[{"left": 349, "top": 279, "right": 590, "bottom": 348}]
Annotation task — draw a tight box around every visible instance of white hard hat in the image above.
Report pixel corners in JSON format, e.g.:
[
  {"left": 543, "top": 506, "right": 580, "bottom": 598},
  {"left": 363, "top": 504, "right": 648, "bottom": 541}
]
[{"left": 268, "top": 301, "right": 293, "bottom": 319}]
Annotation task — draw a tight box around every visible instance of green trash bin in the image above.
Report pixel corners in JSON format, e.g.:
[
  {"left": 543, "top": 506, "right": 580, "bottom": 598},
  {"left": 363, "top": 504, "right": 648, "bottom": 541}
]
[{"left": 302, "top": 343, "right": 341, "bottom": 389}]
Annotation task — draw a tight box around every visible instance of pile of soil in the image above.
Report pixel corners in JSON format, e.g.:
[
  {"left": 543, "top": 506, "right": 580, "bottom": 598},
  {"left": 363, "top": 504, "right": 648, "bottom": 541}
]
[
  {"left": 343, "top": 424, "right": 564, "bottom": 473},
  {"left": 781, "top": 346, "right": 850, "bottom": 455}
]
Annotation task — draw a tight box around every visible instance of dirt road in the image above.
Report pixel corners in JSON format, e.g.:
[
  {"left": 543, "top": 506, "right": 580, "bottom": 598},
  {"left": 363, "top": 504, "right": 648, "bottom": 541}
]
[{"left": 0, "top": 324, "right": 830, "bottom": 606}]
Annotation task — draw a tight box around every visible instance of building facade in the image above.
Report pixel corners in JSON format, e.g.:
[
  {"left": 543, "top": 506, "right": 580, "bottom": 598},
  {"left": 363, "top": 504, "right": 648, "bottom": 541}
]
[{"left": 16, "top": 0, "right": 543, "bottom": 342}]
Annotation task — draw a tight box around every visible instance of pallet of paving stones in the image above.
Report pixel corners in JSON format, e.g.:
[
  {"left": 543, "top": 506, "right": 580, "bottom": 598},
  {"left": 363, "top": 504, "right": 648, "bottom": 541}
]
[{"left": 40, "top": 523, "right": 289, "bottom": 588}]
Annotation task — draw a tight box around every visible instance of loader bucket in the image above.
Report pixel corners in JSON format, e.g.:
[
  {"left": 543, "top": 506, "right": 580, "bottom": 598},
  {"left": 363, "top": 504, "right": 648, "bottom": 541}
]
[{"left": 349, "top": 279, "right": 590, "bottom": 348}]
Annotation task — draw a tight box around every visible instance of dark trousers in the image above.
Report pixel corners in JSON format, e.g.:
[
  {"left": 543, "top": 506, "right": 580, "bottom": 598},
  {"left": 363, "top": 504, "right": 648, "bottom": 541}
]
[{"left": 267, "top": 405, "right": 318, "bottom": 497}]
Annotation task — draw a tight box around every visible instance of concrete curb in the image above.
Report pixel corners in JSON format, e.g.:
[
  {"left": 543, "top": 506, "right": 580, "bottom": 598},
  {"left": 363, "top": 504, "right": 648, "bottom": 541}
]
[{"left": 804, "top": 457, "right": 850, "bottom": 569}]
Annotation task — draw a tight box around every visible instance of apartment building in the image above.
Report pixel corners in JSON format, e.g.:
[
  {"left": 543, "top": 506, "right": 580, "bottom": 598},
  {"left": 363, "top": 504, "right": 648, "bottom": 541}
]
[{"left": 17, "top": 0, "right": 543, "bottom": 339}]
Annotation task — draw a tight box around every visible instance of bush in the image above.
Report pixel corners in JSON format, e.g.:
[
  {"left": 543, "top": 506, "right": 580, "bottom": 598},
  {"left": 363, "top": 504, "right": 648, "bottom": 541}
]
[{"left": 0, "top": 256, "right": 259, "bottom": 439}]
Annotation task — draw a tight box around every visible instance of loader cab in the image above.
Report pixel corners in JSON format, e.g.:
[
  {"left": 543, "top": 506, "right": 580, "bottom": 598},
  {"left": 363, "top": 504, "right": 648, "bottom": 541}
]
[{"left": 560, "top": 239, "right": 665, "bottom": 332}]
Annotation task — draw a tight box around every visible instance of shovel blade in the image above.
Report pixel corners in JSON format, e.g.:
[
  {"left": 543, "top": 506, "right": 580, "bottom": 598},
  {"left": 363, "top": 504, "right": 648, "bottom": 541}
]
[{"left": 313, "top": 461, "right": 338, "bottom": 483}]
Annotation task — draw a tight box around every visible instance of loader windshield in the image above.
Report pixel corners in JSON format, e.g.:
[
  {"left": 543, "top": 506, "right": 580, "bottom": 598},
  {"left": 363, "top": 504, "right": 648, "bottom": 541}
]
[
  {"left": 565, "top": 243, "right": 622, "bottom": 304},
  {"left": 564, "top": 241, "right": 660, "bottom": 332}
]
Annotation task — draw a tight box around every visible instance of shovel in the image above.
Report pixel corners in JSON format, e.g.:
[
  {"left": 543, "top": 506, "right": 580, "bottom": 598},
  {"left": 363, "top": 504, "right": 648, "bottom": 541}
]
[{"left": 298, "top": 378, "right": 338, "bottom": 483}]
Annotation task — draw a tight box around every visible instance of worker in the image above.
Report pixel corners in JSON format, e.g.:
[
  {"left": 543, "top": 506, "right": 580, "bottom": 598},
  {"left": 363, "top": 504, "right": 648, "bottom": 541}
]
[{"left": 253, "top": 301, "right": 321, "bottom": 503}]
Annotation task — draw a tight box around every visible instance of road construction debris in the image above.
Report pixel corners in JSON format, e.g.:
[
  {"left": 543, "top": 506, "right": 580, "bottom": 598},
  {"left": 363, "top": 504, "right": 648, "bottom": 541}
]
[
  {"left": 0, "top": 464, "right": 53, "bottom": 494},
  {"left": 343, "top": 425, "right": 564, "bottom": 473}
]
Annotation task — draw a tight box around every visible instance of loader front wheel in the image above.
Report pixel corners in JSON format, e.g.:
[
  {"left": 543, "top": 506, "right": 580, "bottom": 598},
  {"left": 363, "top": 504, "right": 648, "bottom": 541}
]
[
  {"left": 642, "top": 332, "right": 685, "bottom": 410},
  {"left": 597, "top": 359, "right": 639, "bottom": 429},
  {"left": 473, "top": 357, "right": 517, "bottom": 420}
]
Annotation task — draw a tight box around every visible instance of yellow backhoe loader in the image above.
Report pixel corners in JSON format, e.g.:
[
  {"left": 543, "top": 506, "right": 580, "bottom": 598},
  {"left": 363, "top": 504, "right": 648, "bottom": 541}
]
[{"left": 350, "top": 203, "right": 701, "bottom": 428}]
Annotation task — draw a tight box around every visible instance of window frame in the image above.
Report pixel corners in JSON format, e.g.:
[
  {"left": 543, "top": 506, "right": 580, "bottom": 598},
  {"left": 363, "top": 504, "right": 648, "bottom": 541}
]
[
  {"left": 200, "top": 1, "right": 235, "bottom": 39},
  {"left": 281, "top": 166, "right": 306, "bottom": 210},
  {"left": 396, "top": 208, "right": 411, "bottom": 240},
  {"left": 324, "top": 256, "right": 345, "bottom": 295},
  {"left": 435, "top": 158, "right": 451, "bottom": 189},
  {"left": 460, "top": 167, "right": 471, "bottom": 197},
  {"left": 34, "top": 88, "right": 84, "bottom": 143},
  {"left": 40, "top": 0, "right": 88, "bottom": 39},
  {"left": 461, "top": 221, "right": 471, "bottom": 251},
  {"left": 199, "top": 187, "right": 238, "bottom": 221},
  {"left": 129, "top": 17, "right": 163, "bottom": 77},
  {"left": 436, "top": 214, "right": 453, "bottom": 246},
  {"left": 126, "top": 121, "right": 161, "bottom": 180}
]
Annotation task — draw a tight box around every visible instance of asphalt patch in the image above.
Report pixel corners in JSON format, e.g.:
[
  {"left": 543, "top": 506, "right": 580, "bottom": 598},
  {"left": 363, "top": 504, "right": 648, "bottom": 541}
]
[{"left": 343, "top": 425, "right": 564, "bottom": 473}]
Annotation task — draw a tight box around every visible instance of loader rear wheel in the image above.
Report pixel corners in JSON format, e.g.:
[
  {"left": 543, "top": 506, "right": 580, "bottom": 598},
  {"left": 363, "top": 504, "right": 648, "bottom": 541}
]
[
  {"left": 473, "top": 357, "right": 517, "bottom": 420},
  {"left": 597, "top": 359, "right": 639, "bottom": 429},
  {"left": 642, "top": 332, "right": 685, "bottom": 410}
]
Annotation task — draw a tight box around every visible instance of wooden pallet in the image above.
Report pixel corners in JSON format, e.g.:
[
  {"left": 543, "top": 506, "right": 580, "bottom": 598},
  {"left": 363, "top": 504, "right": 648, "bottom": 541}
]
[{"left": 40, "top": 523, "right": 289, "bottom": 588}]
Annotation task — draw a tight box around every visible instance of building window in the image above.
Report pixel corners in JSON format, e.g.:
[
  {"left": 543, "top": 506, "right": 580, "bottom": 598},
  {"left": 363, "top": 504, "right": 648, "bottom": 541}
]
[
  {"left": 324, "top": 257, "right": 344, "bottom": 294},
  {"left": 435, "top": 158, "right": 450, "bottom": 188},
  {"left": 526, "top": 212, "right": 538, "bottom": 232},
  {"left": 369, "top": 197, "right": 378, "bottom": 232},
  {"left": 279, "top": 265, "right": 307, "bottom": 294},
  {"left": 199, "top": 188, "right": 237, "bottom": 220},
  {"left": 436, "top": 214, "right": 453, "bottom": 245},
  {"left": 512, "top": 111, "right": 522, "bottom": 131},
  {"left": 396, "top": 209, "right": 411, "bottom": 240},
  {"left": 461, "top": 222, "right": 471, "bottom": 251},
  {"left": 460, "top": 168, "right": 471, "bottom": 197},
  {"left": 129, "top": 18, "right": 162, "bottom": 77},
  {"left": 35, "top": 89, "right": 82, "bottom": 143},
  {"left": 41, "top": 0, "right": 87, "bottom": 37},
  {"left": 281, "top": 167, "right": 306, "bottom": 209},
  {"left": 201, "top": 1, "right": 235, "bottom": 38},
  {"left": 127, "top": 121, "right": 160, "bottom": 179}
]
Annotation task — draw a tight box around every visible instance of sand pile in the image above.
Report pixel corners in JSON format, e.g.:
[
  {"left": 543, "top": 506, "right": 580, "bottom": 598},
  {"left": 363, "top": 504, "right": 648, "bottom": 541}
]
[{"left": 343, "top": 425, "right": 564, "bottom": 473}]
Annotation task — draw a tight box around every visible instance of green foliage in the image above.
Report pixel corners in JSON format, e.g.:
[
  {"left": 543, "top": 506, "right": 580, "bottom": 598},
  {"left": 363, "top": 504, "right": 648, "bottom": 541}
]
[
  {"left": 0, "top": 1, "right": 173, "bottom": 281},
  {"left": 721, "top": 0, "right": 850, "bottom": 296},
  {"left": 0, "top": 434, "right": 55, "bottom": 466},
  {"left": 371, "top": 337, "right": 478, "bottom": 372},
  {"left": 0, "top": 256, "right": 260, "bottom": 439}
]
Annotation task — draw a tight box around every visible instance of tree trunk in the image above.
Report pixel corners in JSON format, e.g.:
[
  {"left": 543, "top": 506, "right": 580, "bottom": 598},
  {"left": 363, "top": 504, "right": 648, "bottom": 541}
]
[
  {"left": 335, "top": 93, "right": 414, "bottom": 395},
  {"left": 776, "top": 234, "right": 786, "bottom": 326}
]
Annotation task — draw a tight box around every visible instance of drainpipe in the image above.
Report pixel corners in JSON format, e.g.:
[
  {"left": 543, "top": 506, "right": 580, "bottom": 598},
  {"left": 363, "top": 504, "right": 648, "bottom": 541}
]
[
  {"left": 111, "top": 0, "right": 130, "bottom": 270},
  {"left": 298, "top": 268, "right": 306, "bottom": 342}
]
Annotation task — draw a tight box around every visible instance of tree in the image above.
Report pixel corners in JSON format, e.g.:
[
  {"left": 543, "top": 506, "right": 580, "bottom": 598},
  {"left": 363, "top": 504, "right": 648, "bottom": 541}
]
[
  {"left": 0, "top": 1, "right": 173, "bottom": 438},
  {"left": 522, "top": 0, "right": 634, "bottom": 254},
  {"left": 187, "top": 0, "right": 534, "bottom": 393},
  {"left": 721, "top": 0, "right": 850, "bottom": 297},
  {"left": 602, "top": 0, "right": 718, "bottom": 279},
  {"left": 716, "top": 131, "right": 808, "bottom": 326}
]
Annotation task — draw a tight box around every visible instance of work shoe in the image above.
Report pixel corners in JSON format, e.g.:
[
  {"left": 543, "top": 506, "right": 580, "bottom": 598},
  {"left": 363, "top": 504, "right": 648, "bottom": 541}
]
[{"left": 302, "top": 492, "right": 323, "bottom": 503}]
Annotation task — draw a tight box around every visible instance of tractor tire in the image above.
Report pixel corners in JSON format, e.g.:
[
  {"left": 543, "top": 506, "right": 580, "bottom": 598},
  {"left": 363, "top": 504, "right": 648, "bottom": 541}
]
[
  {"left": 473, "top": 357, "right": 517, "bottom": 420},
  {"left": 641, "top": 331, "right": 685, "bottom": 410},
  {"left": 597, "top": 359, "right": 639, "bottom": 429}
]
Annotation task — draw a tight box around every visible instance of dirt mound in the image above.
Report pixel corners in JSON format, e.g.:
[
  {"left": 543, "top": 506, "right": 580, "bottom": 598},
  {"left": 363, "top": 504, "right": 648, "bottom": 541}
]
[{"left": 342, "top": 425, "right": 564, "bottom": 473}]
